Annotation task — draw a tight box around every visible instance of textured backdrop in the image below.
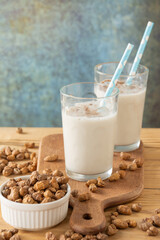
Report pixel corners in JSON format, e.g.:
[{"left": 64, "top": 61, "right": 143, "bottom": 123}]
[{"left": 0, "top": 0, "right": 159, "bottom": 127}]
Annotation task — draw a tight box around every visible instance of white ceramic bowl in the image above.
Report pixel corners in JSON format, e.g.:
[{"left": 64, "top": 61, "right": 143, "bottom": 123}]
[{"left": 0, "top": 175, "right": 71, "bottom": 231}]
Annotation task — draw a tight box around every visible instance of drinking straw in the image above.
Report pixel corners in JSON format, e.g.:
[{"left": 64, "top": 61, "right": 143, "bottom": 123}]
[
  {"left": 126, "top": 21, "right": 154, "bottom": 85},
  {"left": 104, "top": 43, "right": 134, "bottom": 97}
]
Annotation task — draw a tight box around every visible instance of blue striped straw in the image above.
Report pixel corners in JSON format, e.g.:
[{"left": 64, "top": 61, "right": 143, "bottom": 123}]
[
  {"left": 126, "top": 21, "right": 154, "bottom": 85},
  {"left": 104, "top": 43, "right": 134, "bottom": 97}
]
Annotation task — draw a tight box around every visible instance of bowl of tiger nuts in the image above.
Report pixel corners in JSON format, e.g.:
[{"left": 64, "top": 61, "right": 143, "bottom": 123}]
[{"left": 0, "top": 169, "right": 71, "bottom": 231}]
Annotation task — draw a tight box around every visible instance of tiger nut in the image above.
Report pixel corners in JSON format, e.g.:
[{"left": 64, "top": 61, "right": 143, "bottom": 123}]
[
  {"left": 44, "top": 154, "right": 58, "bottom": 162},
  {"left": 112, "top": 219, "right": 128, "bottom": 229},
  {"left": 120, "top": 152, "right": 131, "bottom": 160},
  {"left": 108, "top": 172, "right": 120, "bottom": 182},
  {"left": 89, "top": 183, "right": 97, "bottom": 192},
  {"left": 131, "top": 203, "right": 142, "bottom": 212},
  {"left": 85, "top": 179, "right": 97, "bottom": 187},
  {"left": 128, "top": 162, "right": 137, "bottom": 171},
  {"left": 117, "top": 205, "right": 132, "bottom": 215},
  {"left": 78, "top": 193, "right": 90, "bottom": 202},
  {"left": 147, "top": 226, "right": 159, "bottom": 236},
  {"left": 119, "top": 161, "right": 127, "bottom": 170}
]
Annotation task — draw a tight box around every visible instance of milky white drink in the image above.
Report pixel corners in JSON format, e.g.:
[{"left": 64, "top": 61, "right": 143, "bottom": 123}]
[
  {"left": 115, "top": 85, "right": 146, "bottom": 146},
  {"left": 96, "top": 82, "right": 146, "bottom": 149},
  {"left": 62, "top": 102, "right": 117, "bottom": 176},
  {"left": 95, "top": 63, "right": 149, "bottom": 151}
]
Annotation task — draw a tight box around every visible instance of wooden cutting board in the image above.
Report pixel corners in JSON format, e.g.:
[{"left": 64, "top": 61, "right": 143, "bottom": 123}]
[{"left": 37, "top": 134, "right": 144, "bottom": 235}]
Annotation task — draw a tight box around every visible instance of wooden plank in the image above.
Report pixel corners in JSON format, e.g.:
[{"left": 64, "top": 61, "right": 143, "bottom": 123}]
[{"left": 0, "top": 128, "right": 159, "bottom": 239}]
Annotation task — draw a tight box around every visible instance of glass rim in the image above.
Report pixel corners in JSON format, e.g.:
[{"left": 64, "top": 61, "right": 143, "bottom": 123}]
[
  {"left": 60, "top": 82, "right": 119, "bottom": 100},
  {"left": 94, "top": 62, "right": 149, "bottom": 78}
]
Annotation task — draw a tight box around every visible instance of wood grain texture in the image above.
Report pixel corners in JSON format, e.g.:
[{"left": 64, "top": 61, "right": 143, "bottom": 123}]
[
  {"left": 0, "top": 128, "right": 160, "bottom": 239},
  {"left": 38, "top": 134, "right": 144, "bottom": 234}
]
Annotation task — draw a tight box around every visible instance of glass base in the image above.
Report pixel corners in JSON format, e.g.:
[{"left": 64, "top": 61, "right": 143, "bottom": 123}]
[
  {"left": 114, "top": 140, "right": 140, "bottom": 152},
  {"left": 66, "top": 168, "right": 112, "bottom": 181}
]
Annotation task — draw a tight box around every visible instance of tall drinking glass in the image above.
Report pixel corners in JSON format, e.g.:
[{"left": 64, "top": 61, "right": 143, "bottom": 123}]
[
  {"left": 94, "top": 62, "right": 149, "bottom": 152},
  {"left": 60, "top": 82, "right": 119, "bottom": 181}
]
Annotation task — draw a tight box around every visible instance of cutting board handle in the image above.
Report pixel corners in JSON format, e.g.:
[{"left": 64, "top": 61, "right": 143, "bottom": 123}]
[{"left": 70, "top": 198, "right": 106, "bottom": 235}]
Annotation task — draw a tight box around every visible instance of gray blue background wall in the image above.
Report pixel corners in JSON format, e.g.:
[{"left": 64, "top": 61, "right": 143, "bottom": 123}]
[{"left": 0, "top": 0, "right": 159, "bottom": 127}]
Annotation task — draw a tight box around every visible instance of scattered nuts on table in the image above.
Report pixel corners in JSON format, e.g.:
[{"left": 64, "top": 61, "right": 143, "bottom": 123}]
[
  {"left": 120, "top": 152, "right": 131, "bottom": 160},
  {"left": 45, "top": 232, "right": 57, "bottom": 240},
  {"left": 78, "top": 192, "right": 90, "bottom": 202},
  {"left": 128, "top": 220, "right": 137, "bottom": 228},
  {"left": 119, "top": 161, "right": 128, "bottom": 170},
  {"left": 118, "top": 170, "right": 126, "bottom": 179},
  {"left": 71, "top": 233, "right": 82, "bottom": 240},
  {"left": 133, "top": 159, "right": 143, "bottom": 168},
  {"left": 85, "top": 179, "right": 98, "bottom": 187},
  {"left": 111, "top": 211, "right": 119, "bottom": 217},
  {"left": 151, "top": 215, "right": 160, "bottom": 227},
  {"left": 97, "top": 177, "right": 105, "bottom": 187},
  {"left": 117, "top": 205, "right": 132, "bottom": 215},
  {"left": 0, "top": 146, "right": 38, "bottom": 177},
  {"left": 110, "top": 211, "right": 119, "bottom": 222},
  {"left": 138, "top": 218, "right": 153, "bottom": 231},
  {"left": 112, "top": 219, "right": 128, "bottom": 229},
  {"left": 110, "top": 215, "right": 117, "bottom": 221},
  {"left": 44, "top": 154, "right": 58, "bottom": 162},
  {"left": 65, "top": 230, "right": 74, "bottom": 238},
  {"left": 2, "top": 170, "right": 68, "bottom": 204},
  {"left": 8, "top": 162, "right": 17, "bottom": 169},
  {"left": 106, "top": 224, "right": 118, "bottom": 236},
  {"left": 108, "top": 172, "right": 120, "bottom": 182},
  {"left": 16, "top": 128, "right": 23, "bottom": 134},
  {"left": 155, "top": 208, "right": 160, "bottom": 214},
  {"left": 5, "top": 147, "right": 12, "bottom": 156},
  {"left": 24, "top": 142, "right": 35, "bottom": 148},
  {"left": 71, "top": 189, "right": 78, "bottom": 198},
  {"left": 44, "top": 202, "right": 152, "bottom": 240},
  {"left": 96, "top": 232, "right": 108, "bottom": 240},
  {"left": 10, "top": 234, "right": 21, "bottom": 240},
  {"left": 131, "top": 203, "right": 142, "bottom": 212},
  {"left": 0, "top": 228, "right": 19, "bottom": 240},
  {"left": 46, "top": 229, "right": 110, "bottom": 240},
  {"left": 85, "top": 177, "right": 104, "bottom": 192},
  {"left": 147, "top": 226, "right": 159, "bottom": 236},
  {"left": 128, "top": 162, "right": 137, "bottom": 171},
  {"left": 89, "top": 183, "right": 97, "bottom": 193},
  {"left": 59, "top": 234, "right": 65, "bottom": 240},
  {"left": 52, "top": 169, "right": 63, "bottom": 177},
  {"left": 0, "top": 231, "right": 12, "bottom": 240}
]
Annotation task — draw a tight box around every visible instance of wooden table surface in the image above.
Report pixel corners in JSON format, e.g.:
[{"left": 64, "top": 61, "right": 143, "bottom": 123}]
[{"left": 0, "top": 128, "right": 160, "bottom": 239}]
